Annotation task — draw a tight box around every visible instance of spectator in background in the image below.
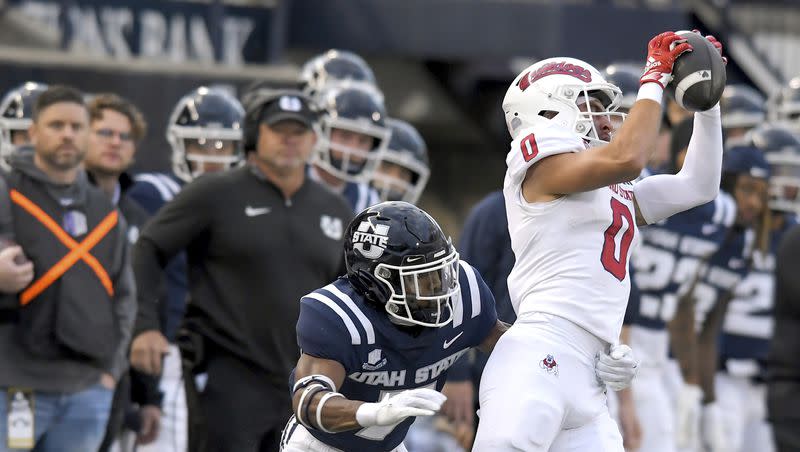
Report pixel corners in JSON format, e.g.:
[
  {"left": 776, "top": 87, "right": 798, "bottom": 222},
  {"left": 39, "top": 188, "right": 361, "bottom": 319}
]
[
  {"left": 129, "top": 90, "right": 352, "bottom": 452},
  {"left": 0, "top": 85, "right": 136, "bottom": 452},
  {"left": 82, "top": 93, "right": 160, "bottom": 451},
  {"left": 125, "top": 86, "right": 245, "bottom": 452},
  {"left": 768, "top": 224, "right": 800, "bottom": 452}
]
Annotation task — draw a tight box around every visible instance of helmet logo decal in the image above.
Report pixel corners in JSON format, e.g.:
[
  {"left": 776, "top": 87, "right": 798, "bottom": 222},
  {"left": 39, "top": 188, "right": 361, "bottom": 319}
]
[
  {"left": 279, "top": 95, "right": 302, "bottom": 112},
  {"left": 520, "top": 61, "right": 593, "bottom": 90},
  {"left": 352, "top": 220, "right": 390, "bottom": 259}
]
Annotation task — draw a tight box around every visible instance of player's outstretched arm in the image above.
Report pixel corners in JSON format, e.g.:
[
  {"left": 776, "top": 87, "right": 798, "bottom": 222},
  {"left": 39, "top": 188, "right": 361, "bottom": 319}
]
[
  {"left": 292, "top": 354, "right": 446, "bottom": 434},
  {"left": 522, "top": 32, "right": 690, "bottom": 200},
  {"left": 632, "top": 33, "right": 726, "bottom": 226}
]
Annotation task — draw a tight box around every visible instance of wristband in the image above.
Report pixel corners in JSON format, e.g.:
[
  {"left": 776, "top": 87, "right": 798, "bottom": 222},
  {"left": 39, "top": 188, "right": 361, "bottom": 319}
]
[{"left": 636, "top": 83, "right": 664, "bottom": 105}]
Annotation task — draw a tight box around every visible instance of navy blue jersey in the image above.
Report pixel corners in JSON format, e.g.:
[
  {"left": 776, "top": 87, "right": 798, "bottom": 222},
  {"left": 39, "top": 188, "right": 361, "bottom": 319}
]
[
  {"left": 629, "top": 192, "right": 737, "bottom": 330},
  {"left": 720, "top": 215, "right": 798, "bottom": 376},
  {"left": 694, "top": 225, "right": 752, "bottom": 330},
  {"left": 292, "top": 261, "right": 497, "bottom": 451},
  {"left": 127, "top": 172, "right": 187, "bottom": 341},
  {"left": 343, "top": 180, "right": 380, "bottom": 214}
]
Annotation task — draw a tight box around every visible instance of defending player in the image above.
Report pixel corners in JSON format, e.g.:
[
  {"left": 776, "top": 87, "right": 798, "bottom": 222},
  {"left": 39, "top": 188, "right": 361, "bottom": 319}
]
[
  {"left": 279, "top": 201, "right": 638, "bottom": 451},
  {"left": 473, "top": 31, "right": 726, "bottom": 451}
]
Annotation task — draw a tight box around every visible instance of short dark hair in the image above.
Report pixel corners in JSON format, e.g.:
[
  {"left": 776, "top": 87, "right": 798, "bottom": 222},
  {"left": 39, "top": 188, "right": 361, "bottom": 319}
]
[
  {"left": 33, "top": 85, "right": 86, "bottom": 121},
  {"left": 88, "top": 93, "right": 148, "bottom": 142}
]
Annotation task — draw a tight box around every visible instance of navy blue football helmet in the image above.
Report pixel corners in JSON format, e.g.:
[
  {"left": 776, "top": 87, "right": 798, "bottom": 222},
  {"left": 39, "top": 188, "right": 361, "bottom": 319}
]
[
  {"left": 167, "top": 86, "right": 245, "bottom": 182},
  {"left": 768, "top": 77, "right": 800, "bottom": 133},
  {"left": 314, "top": 83, "right": 391, "bottom": 183},
  {"left": 0, "top": 82, "right": 48, "bottom": 170},
  {"left": 745, "top": 123, "right": 800, "bottom": 214},
  {"left": 602, "top": 63, "right": 640, "bottom": 111},
  {"left": 299, "top": 49, "right": 384, "bottom": 104},
  {"left": 720, "top": 84, "right": 766, "bottom": 133},
  {"left": 345, "top": 202, "right": 460, "bottom": 328},
  {"left": 372, "top": 119, "right": 430, "bottom": 204}
]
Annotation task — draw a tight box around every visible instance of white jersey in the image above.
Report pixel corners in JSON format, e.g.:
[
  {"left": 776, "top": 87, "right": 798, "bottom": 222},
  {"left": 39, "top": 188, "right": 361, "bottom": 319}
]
[{"left": 503, "top": 122, "right": 639, "bottom": 344}]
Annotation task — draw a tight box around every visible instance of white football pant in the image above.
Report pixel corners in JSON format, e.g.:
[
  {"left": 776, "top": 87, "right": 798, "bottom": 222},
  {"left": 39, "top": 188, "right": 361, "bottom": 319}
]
[
  {"left": 474, "top": 313, "right": 623, "bottom": 451},
  {"left": 716, "top": 371, "right": 774, "bottom": 452},
  {"left": 628, "top": 326, "right": 676, "bottom": 452}
]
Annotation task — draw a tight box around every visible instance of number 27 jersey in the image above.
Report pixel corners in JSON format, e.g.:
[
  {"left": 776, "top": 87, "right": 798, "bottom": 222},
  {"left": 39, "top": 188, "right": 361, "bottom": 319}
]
[{"left": 504, "top": 123, "right": 639, "bottom": 344}]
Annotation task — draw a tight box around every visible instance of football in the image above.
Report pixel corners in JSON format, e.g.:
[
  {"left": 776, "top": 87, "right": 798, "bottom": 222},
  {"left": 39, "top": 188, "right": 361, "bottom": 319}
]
[
  {"left": 0, "top": 237, "right": 30, "bottom": 265},
  {"left": 666, "top": 31, "right": 727, "bottom": 112}
]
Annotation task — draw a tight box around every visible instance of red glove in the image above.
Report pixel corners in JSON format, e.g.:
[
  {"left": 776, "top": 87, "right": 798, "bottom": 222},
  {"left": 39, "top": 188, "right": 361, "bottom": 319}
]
[
  {"left": 695, "top": 30, "right": 728, "bottom": 65},
  {"left": 640, "top": 31, "right": 693, "bottom": 88}
]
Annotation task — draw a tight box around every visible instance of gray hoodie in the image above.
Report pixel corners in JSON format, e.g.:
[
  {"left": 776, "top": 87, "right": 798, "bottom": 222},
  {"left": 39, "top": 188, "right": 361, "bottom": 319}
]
[{"left": 0, "top": 150, "right": 136, "bottom": 393}]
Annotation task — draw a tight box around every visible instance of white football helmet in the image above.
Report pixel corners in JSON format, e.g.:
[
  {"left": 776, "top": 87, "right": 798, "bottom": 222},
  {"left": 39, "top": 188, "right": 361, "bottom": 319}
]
[{"left": 503, "top": 57, "right": 624, "bottom": 147}]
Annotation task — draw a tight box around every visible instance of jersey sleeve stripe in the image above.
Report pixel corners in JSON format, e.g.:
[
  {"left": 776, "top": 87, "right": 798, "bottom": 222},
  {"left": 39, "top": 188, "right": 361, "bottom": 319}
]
[
  {"left": 459, "top": 261, "right": 481, "bottom": 318},
  {"left": 134, "top": 174, "right": 176, "bottom": 201},
  {"left": 451, "top": 288, "right": 465, "bottom": 328},
  {"left": 158, "top": 173, "right": 182, "bottom": 195},
  {"left": 304, "top": 292, "right": 362, "bottom": 345},
  {"left": 325, "top": 284, "right": 376, "bottom": 345}
]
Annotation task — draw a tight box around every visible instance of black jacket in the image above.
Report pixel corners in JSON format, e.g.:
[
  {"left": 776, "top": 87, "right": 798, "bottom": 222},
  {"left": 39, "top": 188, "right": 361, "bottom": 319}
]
[{"left": 134, "top": 164, "right": 353, "bottom": 386}]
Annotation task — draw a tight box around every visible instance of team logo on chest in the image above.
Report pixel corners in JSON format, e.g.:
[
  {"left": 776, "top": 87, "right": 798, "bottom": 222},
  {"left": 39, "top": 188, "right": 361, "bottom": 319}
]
[
  {"left": 320, "top": 215, "right": 343, "bottom": 240},
  {"left": 540, "top": 354, "right": 559, "bottom": 376},
  {"left": 352, "top": 220, "right": 390, "bottom": 259},
  {"left": 362, "top": 348, "right": 388, "bottom": 371}
]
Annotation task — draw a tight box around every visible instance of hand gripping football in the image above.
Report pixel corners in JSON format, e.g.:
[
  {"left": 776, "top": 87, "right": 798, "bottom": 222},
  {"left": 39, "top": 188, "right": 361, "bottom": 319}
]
[{"left": 666, "top": 31, "right": 727, "bottom": 112}]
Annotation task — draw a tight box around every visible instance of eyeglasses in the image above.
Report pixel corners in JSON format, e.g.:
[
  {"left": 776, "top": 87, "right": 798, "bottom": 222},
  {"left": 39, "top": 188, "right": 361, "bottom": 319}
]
[{"left": 94, "top": 128, "right": 133, "bottom": 142}]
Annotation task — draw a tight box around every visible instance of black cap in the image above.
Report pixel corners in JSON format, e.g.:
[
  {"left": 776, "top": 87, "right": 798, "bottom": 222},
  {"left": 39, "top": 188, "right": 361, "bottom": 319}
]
[{"left": 258, "top": 94, "right": 317, "bottom": 128}]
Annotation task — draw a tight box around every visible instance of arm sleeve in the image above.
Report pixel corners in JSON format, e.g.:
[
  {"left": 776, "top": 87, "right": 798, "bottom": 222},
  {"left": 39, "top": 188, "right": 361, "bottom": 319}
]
[
  {"left": 505, "top": 124, "right": 585, "bottom": 189},
  {"left": 633, "top": 105, "right": 723, "bottom": 224},
  {"left": 109, "top": 218, "right": 137, "bottom": 380},
  {"left": 133, "top": 180, "right": 213, "bottom": 334}
]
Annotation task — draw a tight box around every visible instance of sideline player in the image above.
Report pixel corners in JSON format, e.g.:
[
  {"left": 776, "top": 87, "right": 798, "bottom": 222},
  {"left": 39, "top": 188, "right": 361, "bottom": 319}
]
[{"left": 473, "top": 31, "right": 726, "bottom": 451}]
